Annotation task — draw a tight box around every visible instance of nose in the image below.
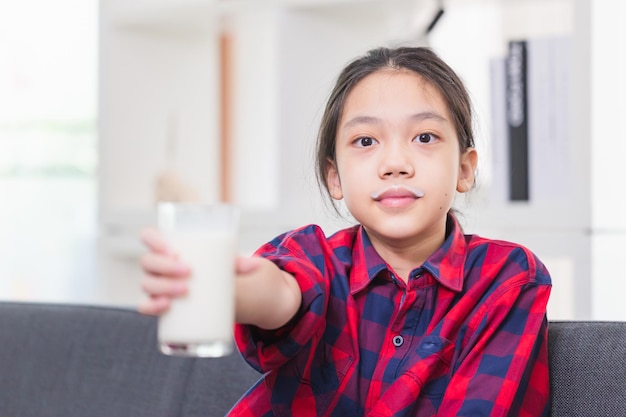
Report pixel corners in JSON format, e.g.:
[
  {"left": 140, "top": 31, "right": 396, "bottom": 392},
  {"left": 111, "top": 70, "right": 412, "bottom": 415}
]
[{"left": 379, "top": 142, "right": 415, "bottom": 178}]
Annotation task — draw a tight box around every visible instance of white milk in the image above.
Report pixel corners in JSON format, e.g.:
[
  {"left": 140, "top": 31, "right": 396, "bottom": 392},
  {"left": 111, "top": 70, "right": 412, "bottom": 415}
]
[{"left": 158, "top": 230, "right": 236, "bottom": 354}]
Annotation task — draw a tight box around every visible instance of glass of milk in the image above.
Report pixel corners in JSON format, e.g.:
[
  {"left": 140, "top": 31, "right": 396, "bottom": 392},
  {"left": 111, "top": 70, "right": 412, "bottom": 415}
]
[{"left": 157, "top": 202, "right": 239, "bottom": 357}]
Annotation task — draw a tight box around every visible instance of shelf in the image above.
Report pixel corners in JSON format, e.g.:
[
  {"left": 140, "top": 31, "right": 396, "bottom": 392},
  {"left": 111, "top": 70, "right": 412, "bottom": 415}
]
[
  {"left": 107, "top": 0, "right": 225, "bottom": 34},
  {"left": 107, "top": 0, "right": 410, "bottom": 33}
]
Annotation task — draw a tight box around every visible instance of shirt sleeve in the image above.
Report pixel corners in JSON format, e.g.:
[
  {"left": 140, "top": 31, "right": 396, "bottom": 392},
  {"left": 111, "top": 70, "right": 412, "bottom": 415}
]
[
  {"left": 233, "top": 225, "right": 331, "bottom": 373},
  {"left": 438, "top": 251, "right": 552, "bottom": 417}
]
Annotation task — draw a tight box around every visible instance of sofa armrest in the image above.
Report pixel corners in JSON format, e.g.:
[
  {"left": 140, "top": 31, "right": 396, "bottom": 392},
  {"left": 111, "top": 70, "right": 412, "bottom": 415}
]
[{"left": 549, "top": 321, "right": 626, "bottom": 417}]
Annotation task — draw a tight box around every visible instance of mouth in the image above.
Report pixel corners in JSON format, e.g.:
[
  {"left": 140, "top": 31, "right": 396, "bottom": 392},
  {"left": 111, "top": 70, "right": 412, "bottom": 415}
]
[{"left": 370, "top": 184, "right": 425, "bottom": 208}]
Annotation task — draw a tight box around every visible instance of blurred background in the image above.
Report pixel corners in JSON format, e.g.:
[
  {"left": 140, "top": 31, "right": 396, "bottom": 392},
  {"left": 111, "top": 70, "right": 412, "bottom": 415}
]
[{"left": 1, "top": 0, "right": 624, "bottom": 321}]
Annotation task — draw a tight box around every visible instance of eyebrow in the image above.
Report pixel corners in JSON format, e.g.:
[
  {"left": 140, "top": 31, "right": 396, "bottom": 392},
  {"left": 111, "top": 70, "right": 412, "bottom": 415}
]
[{"left": 341, "top": 111, "right": 448, "bottom": 130}]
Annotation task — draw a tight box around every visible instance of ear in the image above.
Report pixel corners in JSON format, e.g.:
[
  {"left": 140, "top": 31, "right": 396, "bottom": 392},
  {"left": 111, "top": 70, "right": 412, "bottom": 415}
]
[
  {"left": 456, "top": 148, "right": 478, "bottom": 193},
  {"left": 326, "top": 160, "right": 344, "bottom": 200}
]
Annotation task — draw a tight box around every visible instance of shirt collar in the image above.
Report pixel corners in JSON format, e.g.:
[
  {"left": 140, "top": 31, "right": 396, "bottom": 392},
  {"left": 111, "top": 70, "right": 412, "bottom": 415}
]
[{"left": 349, "top": 214, "right": 467, "bottom": 294}]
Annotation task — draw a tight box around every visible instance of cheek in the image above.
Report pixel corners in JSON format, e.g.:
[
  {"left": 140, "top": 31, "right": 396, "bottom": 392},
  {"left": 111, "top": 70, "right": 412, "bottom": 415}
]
[
  {"left": 337, "top": 176, "right": 358, "bottom": 202},
  {"left": 428, "top": 188, "right": 455, "bottom": 212},
  {"left": 335, "top": 161, "right": 361, "bottom": 193},
  {"left": 423, "top": 162, "right": 458, "bottom": 209},
  {"left": 442, "top": 191, "right": 456, "bottom": 209}
]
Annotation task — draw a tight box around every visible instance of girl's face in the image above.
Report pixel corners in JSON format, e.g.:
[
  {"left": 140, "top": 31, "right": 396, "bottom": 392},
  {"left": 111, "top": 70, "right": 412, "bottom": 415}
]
[{"left": 326, "top": 69, "right": 477, "bottom": 250}]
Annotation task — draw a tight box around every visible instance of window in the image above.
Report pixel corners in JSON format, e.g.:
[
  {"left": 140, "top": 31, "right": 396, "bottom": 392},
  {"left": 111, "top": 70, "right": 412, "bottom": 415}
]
[{"left": 0, "top": 0, "right": 98, "bottom": 302}]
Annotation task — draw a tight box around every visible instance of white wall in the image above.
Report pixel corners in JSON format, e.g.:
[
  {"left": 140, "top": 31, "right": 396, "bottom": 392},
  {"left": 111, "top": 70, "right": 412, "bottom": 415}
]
[
  {"left": 589, "top": 0, "right": 626, "bottom": 320},
  {"left": 99, "top": 8, "right": 222, "bottom": 216}
]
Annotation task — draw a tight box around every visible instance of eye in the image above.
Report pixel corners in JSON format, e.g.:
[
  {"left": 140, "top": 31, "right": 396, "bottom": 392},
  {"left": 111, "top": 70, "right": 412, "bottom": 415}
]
[
  {"left": 354, "top": 136, "right": 378, "bottom": 147},
  {"left": 414, "top": 133, "right": 438, "bottom": 144}
]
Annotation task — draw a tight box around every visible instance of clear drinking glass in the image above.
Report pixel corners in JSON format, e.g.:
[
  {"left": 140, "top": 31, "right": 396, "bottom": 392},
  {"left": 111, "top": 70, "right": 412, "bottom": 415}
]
[{"left": 157, "top": 202, "right": 239, "bottom": 357}]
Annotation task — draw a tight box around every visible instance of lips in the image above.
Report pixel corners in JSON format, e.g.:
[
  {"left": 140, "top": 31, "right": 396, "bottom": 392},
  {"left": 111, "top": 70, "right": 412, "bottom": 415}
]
[{"left": 370, "top": 184, "right": 425, "bottom": 208}]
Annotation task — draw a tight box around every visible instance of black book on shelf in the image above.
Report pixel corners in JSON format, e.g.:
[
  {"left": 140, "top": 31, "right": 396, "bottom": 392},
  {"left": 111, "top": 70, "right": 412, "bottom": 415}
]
[{"left": 506, "top": 40, "right": 529, "bottom": 201}]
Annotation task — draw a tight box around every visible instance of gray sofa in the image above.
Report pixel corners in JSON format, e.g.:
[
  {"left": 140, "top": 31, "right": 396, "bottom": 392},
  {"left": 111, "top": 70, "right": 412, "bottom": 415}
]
[{"left": 0, "top": 302, "right": 624, "bottom": 417}]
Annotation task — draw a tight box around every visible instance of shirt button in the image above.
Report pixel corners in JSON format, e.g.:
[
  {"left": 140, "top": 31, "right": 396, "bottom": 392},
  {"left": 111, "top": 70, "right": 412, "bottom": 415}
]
[{"left": 392, "top": 335, "right": 404, "bottom": 347}]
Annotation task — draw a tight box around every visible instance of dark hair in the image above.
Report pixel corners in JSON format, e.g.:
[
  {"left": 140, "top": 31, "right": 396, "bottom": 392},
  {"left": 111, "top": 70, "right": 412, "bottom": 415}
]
[{"left": 315, "top": 46, "right": 475, "bottom": 199}]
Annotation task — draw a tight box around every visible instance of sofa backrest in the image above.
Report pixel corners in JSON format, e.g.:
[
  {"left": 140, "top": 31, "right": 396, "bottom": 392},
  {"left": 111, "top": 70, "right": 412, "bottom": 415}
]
[
  {"left": 0, "top": 302, "right": 260, "bottom": 417},
  {"left": 1, "top": 302, "right": 625, "bottom": 417},
  {"left": 548, "top": 320, "right": 626, "bottom": 417}
]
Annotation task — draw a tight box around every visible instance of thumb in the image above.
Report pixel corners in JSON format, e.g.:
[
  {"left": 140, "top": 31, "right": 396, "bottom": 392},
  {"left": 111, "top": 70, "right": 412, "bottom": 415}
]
[
  {"left": 140, "top": 227, "right": 173, "bottom": 256},
  {"left": 235, "top": 256, "right": 264, "bottom": 274}
]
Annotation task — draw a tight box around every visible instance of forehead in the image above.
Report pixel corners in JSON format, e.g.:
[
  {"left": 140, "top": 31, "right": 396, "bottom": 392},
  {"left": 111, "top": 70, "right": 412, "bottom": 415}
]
[{"left": 342, "top": 68, "right": 449, "bottom": 117}]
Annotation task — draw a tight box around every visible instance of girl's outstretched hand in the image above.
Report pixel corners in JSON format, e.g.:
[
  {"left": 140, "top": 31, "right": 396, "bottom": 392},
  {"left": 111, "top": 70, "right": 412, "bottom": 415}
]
[
  {"left": 139, "top": 229, "right": 301, "bottom": 329},
  {"left": 138, "top": 228, "right": 190, "bottom": 315},
  {"left": 138, "top": 229, "right": 269, "bottom": 318}
]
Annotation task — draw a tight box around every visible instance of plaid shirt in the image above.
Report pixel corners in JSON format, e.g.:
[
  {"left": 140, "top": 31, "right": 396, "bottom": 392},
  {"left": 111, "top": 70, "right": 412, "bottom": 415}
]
[{"left": 231, "top": 216, "right": 552, "bottom": 417}]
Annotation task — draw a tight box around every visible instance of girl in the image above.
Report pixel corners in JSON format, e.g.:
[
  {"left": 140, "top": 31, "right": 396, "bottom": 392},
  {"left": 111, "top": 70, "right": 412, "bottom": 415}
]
[{"left": 140, "top": 46, "right": 552, "bottom": 417}]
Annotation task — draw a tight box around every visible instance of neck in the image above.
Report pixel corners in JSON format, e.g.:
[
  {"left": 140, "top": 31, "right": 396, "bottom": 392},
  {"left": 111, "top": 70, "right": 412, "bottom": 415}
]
[{"left": 365, "top": 227, "right": 446, "bottom": 283}]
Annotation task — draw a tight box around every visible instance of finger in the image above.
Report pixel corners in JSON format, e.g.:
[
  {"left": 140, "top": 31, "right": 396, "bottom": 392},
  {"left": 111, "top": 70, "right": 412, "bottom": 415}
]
[
  {"left": 138, "top": 295, "right": 172, "bottom": 316},
  {"left": 140, "top": 252, "right": 190, "bottom": 278},
  {"left": 141, "top": 275, "right": 189, "bottom": 298},
  {"left": 140, "top": 228, "right": 173, "bottom": 255}
]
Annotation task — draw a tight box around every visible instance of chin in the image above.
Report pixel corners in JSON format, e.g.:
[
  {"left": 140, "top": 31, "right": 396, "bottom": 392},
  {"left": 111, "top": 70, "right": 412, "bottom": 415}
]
[{"left": 366, "top": 223, "right": 422, "bottom": 242}]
